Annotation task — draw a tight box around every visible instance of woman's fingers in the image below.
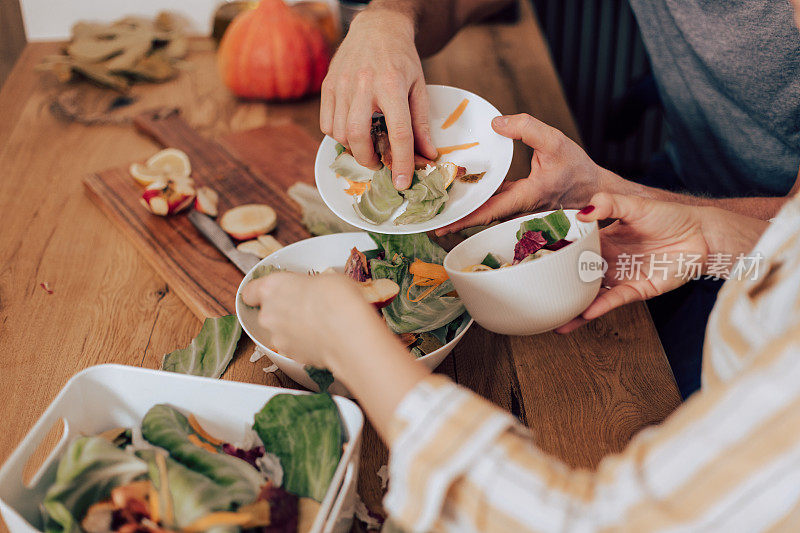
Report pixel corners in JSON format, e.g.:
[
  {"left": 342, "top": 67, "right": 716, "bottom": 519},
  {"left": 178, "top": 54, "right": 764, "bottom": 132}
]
[
  {"left": 577, "top": 192, "right": 647, "bottom": 225},
  {"left": 555, "top": 284, "right": 645, "bottom": 334}
]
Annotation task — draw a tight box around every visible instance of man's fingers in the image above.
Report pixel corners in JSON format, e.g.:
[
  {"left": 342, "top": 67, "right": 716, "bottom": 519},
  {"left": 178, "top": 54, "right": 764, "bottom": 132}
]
[
  {"left": 409, "top": 80, "right": 438, "bottom": 160},
  {"left": 332, "top": 94, "right": 350, "bottom": 145},
  {"left": 435, "top": 183, "right": 527, "bottom": 236},
  {"left": 347, "top": 90, "right": 381, "bottom": 170},
  {"left": 379, "top": 92, "right": 415, "bottom": 190},
  {"left": 491, "top": 113, "right": 564, "bottom": 152},
  {"left": 320, "top": 81, "right": 335, "bottom": 136}
]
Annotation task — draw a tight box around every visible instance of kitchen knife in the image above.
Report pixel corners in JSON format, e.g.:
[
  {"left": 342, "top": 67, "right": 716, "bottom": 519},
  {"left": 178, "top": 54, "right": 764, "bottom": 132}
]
[{"left": 188, "top": 211, "right": 260, "bottom": 274}]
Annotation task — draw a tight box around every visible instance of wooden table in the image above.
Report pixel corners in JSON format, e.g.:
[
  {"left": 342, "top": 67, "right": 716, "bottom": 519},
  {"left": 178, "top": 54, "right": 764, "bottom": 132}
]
[{"left": 0, "top": 2, "right": 681, "bottom": 529}]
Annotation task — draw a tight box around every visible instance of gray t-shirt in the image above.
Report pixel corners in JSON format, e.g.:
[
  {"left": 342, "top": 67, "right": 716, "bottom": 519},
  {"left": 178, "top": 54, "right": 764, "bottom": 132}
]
[{"left": 629, "top": 0, "right": 800, "bottom": 196}]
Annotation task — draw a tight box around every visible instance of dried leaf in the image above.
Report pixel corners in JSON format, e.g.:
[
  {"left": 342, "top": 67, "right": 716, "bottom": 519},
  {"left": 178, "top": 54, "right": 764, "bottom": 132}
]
[
  {"left": 71, "top": 62, "right": 130, "bottom": 92},
  {"left": 121, "top": 51, "right": 176, "bottom": 82}
]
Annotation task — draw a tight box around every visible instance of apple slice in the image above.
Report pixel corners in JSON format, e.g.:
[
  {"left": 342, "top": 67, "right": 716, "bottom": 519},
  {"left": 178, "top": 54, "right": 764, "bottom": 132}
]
[
  {"left": 256, "top": 234, "right": 284, "bottom": 257},
  {"left": 237, "top": 240, "right": 270, "bottom": 259},
  {"left": 440, "top": 162, "right": 467, "bottom": 189},
  {"left": 146, "top": 148, "right": 191, "bottom": 179},
  {"left": 194, "top": 186, "right": 219, "bottom": 217},
  {"left": 140, "top": 179, "right": 195, "bottom": 216},
  {"left": 219, "top": 204, "right": 277, "bottom": 240},
  {"left": 358, "top": 278, "right": 400, "bottom": 309}
]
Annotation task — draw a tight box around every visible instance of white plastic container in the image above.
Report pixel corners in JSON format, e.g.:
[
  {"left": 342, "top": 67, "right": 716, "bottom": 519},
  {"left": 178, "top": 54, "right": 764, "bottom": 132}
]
[{"left": 0, "top": 365, "right": 364, "bottom": 533}]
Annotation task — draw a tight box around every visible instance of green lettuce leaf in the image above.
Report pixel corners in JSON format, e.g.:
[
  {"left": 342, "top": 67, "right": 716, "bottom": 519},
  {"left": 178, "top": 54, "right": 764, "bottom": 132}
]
[
  {"left": 367, "top": 232, "right": 446, "bottom": 264},
  {"left": 305, "top": 366, "right": 334, "bottom": 393},
  {"left": 372, "top": 256, "right": 465, "bottom": 334},
  {"left": 136, "top": 450, "right": 238, "bottom": 529},
  {"left": 330, "top": 152, "right": 373, "bottom": 182},
  {"left": 253, "top": 393, "right": 342, "bottom": 502},
  {"left": 161, "top": 315, "right": 242, "bottom": 379},
  {"left": 354, "top": 167, "right": 403, "bottom": 224},
  {"left": 394, "top": 168, "right": 448, "bottom": 225},
  {"left": 288, "top": 183, "right": 360, "bottom": 236},
  {"left": 141, "top": 405, "right": 262, "bottom": 506},
  {"left": 515, "top": 209, "right": 571, "bottom": 243},
  {"left": 42, "top": 437, "right": 148, "bottom": 533}
]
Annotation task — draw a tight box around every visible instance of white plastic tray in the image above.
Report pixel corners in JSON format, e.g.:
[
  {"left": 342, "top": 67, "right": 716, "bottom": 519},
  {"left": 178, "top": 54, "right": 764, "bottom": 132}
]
[{"left": 0, "top": 364, "right": 364, "bottom": 533}]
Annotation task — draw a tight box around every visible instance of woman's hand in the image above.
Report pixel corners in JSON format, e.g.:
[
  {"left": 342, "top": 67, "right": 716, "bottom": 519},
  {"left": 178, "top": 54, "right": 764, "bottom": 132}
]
[
  {"left": 437, "top": 114, "right": 624, "bottom": 235},
  {"left": 320, "top": 8, "right": 438, "bottom": 190},
  {"left": 241, "top": 272, "right": 382, "bottom": 368},
  {"left": 556, "top": 193, "right": 714, "bottom": 333},
  {"left": 242, "top": 271, "right": 429, "bottom": 440}
]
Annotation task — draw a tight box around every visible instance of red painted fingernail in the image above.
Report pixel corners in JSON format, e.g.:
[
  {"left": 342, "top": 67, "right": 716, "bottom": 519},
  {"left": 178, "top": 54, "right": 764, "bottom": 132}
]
[{"left": 578, "top": 205, "right": 595, "bottom": 215}]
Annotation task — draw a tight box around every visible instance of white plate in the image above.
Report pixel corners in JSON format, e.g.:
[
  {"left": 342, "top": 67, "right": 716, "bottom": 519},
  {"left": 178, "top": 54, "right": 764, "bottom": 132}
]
[{"left": 314, "top": 85, "right": 513, "bottom": 234}]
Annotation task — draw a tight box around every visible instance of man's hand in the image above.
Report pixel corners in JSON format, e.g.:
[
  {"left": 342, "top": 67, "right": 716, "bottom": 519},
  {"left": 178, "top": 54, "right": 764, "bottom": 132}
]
[
  {"left": 436, "top": 114, "right": 619, "bottom": 235},
  {"left": 320, "top": 9, "right": 438, "bottom": 190}
]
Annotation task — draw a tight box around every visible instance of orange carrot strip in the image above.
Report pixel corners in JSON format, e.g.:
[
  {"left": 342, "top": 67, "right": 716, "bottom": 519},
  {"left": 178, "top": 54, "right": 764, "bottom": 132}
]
[
  {"left": 188, "top": 434, "right": 218, "bottom": 453},
  {"left": 184, "top": 512, "right": 253, "bottom": 532},
  {"left": 436, "top": 142, "right": 480, "bottom": 156},
  {"left": 344, "top": 180, "right": 370, "bottom": 196},
  {"left": 441, "top": 98, "right": 469, "bottom": 129},
  {"left": 409, "top": 285, "right": 438, "bottom": 303},
  {"left": 187, "top": 414, "right": 224, "bottom": 446},
  {"left": 148, "top": 485, "right": 160, "bottom": 524},
  {"left": 409, "top": 260, "right": 449, "bottom": 283}
]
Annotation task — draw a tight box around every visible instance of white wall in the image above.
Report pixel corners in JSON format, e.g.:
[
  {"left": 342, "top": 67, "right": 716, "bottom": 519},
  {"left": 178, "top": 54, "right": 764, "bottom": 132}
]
[{"left": 20, "top": 0, "right": 338, "bottom": 40}]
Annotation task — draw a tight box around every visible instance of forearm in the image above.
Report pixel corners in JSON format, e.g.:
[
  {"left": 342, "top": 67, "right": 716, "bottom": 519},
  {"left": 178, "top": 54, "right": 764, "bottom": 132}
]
[
  {"left": 325, "top": 310, "right": 429, "bottom": 443},
  {"left": 365, "top": 0, "right": 514, "bottom": 56},
  {"left": 602, "top": 169, "right": 788, "bottom": 220}
]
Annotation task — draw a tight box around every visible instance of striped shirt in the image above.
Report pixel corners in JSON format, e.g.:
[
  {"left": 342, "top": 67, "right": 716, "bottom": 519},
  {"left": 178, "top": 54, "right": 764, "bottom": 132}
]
[{"left": 384, "top": 196, "right": 800, "bottom": 532}]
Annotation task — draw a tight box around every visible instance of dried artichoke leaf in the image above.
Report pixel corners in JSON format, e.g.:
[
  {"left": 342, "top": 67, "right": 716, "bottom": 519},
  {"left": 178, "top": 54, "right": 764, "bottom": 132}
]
[
  {"left": 162, "top": 35, "right": 188, "bottom": 60},
  {"left": 72, "top": 63, "right": 130, "bottom": 92},
  {"left": 121, "top": 52, "right": 176, "bottom": 82},
  {"left": 104, "top": 35, "right": 153, "bottom": 71}
]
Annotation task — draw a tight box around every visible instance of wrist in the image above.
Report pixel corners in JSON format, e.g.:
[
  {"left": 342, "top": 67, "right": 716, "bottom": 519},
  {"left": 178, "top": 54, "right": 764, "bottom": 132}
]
[
  {"left": 697, "top": 206, "right": 768, "bottom": 273},
  {"left": 353, "top": 5, "right": 416, "bottom": 40}
]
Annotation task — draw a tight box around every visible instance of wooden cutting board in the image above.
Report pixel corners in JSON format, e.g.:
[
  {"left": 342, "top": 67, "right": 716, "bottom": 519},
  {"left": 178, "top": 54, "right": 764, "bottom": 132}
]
[{"left": 84, "top": 110, "right": 319, "bottom": 319}]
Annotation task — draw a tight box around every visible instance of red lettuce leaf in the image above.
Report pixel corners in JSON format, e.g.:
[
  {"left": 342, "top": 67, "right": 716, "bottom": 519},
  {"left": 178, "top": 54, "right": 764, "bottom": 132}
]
[{"left": 513, "top": 231, "right": 547, "bottom": 263}]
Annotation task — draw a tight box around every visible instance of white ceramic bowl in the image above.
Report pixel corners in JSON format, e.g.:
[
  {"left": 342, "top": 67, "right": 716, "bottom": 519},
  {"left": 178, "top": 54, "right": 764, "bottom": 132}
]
[
  {"left": 315, "top": 85, "right": 513, "bottom": 234},
  {"left": 236, "top": 232, "right": 473, "bottom": 396},
  {"left": 443, "top": 210, "right": 602, "bottom": 336}
]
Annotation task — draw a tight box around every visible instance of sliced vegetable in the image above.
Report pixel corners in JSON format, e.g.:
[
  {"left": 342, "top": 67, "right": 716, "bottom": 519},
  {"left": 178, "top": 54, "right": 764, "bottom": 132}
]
[
  {"left": 220, "top": 204, "right": 277, "bottom": 240},
  {"left": 395, "top": 168, "right": 448, "bottom": 225},
  {"left": 140, "top": 179, "right": 196, "bottom": 216},
  {"left": 335, "top": 142, "right": 347, "bottom": 156},
  {"left": 440, "top": 162, "right": 466, "bottom": 188},
  {"left": 42, "top": 437, "right": 149, "bottom": 533},
  {"left": 288, "top": 183, "right": 360, "bottom": 236},
  {"left": 137, "top": 449, "right": 240, "bottom": 529},
  {"left": 183, "top": 511, "right": 253, "bottom": 532},
  {"left": 257, "top": 234, "right": 284, "bottom": 256},
  {"left": 441, "top": 98, "right": 469, "bottom": 129},
  {"left": 305, "top": 366, "right": 334, "bottom": 393},
  {"left": 330, "top": 151, "right": 374, "bottom": 182},
  {"left": 344, "top": 247, "right": 370, "bottom": 282},
  {"left": 436, "top": 141, "right": 479, "bottom": 156},
  {"left": 237, "top": 239, "right": 270, "bottom": 259},
  {"left": 253, "top": 393, "right": 342, "bottom": 502},
  {"left": 354, "top": 167, "right": 403, "bottom": 224},
  {"left": 194, "top": 186, "right": 219, "bottom": 217},
  {"left": 358, "top": 278, "right": 400, "bottom": 308},
  {"left": 141, "top": 405, "right": 263, "bottom": 506},
  {"left": 515, "top": 209, "right": 571, "bottom": 243},
  {"left": 481, "top": 253, "right": 501, "bottom": 269},
  {"left": 513, "top": 230, "right": 547, "bottom": 263},
  {"left": 344, "top": 180, "right": 370, "bottom": 196},
  {"left": 459, "top": 171, "right": 486, "bottom": 183},
  {"left": 161, "top": 315, "right": 242, "bottom": 379}
]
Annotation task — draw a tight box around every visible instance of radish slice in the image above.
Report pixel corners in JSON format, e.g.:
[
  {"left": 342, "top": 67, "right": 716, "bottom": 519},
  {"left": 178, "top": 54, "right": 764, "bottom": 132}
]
[
  {"left": 256, "top": 234, "right": 284, "bottom": 256},
  {"left": 220, "top": 204, "right": 277, "bottom": 240},
  {"left": 237, "top": 240, "right": 270, "bottom": 259}
]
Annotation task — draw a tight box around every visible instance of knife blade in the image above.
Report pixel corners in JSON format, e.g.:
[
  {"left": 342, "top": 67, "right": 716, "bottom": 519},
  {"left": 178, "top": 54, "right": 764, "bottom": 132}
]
[{"left": 188, "top": 211, "right": 260, "bottom": 274}]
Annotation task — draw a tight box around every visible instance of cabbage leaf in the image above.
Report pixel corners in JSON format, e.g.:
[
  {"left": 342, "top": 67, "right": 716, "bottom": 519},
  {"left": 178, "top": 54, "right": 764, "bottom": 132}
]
[
  {"left": 288, "top": 183, "right": 360, "bottom": 236},
  {"left": 394, "top": 168, "right": 448, "bottom": 225},
  {"left": 161, "top": 315, "right": 242, "bottom": 379},
  {"left": 330, "top": 152, "right": 374, "bottom": 182},
  {"left": 354, "top": 167, "right": 403, "bottom": 224},
  {"left": 516, "top": 209, "right": 571, "bottom": 243},
  {"left": 42, "top": 437, "right": 148, "bottom": 533},
  {"left": 141, "top": 404, "right": 262, "bottom": 506},
  {"left": 253, "top": 393, "right": 342, "bottom": 502}
]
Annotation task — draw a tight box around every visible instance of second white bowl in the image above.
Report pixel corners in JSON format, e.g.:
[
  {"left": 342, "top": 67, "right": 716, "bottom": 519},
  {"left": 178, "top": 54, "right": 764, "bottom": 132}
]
[
  {"left": 236, "top": 232, "right": 473, "bottom": 396},
  {"left": 443, "top": 210, "right": 601, "bottom": 335}
]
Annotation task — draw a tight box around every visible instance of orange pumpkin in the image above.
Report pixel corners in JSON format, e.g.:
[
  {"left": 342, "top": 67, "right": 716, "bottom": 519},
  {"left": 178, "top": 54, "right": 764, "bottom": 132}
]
[{"left": 218, "top": 0, "right": 331, "bottom": 100}]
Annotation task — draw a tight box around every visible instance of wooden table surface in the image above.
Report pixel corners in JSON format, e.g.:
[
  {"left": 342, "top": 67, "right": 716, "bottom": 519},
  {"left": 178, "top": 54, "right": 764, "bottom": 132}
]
[{"left": 0, "top": 2, "right": 681, "bottom": 529}]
